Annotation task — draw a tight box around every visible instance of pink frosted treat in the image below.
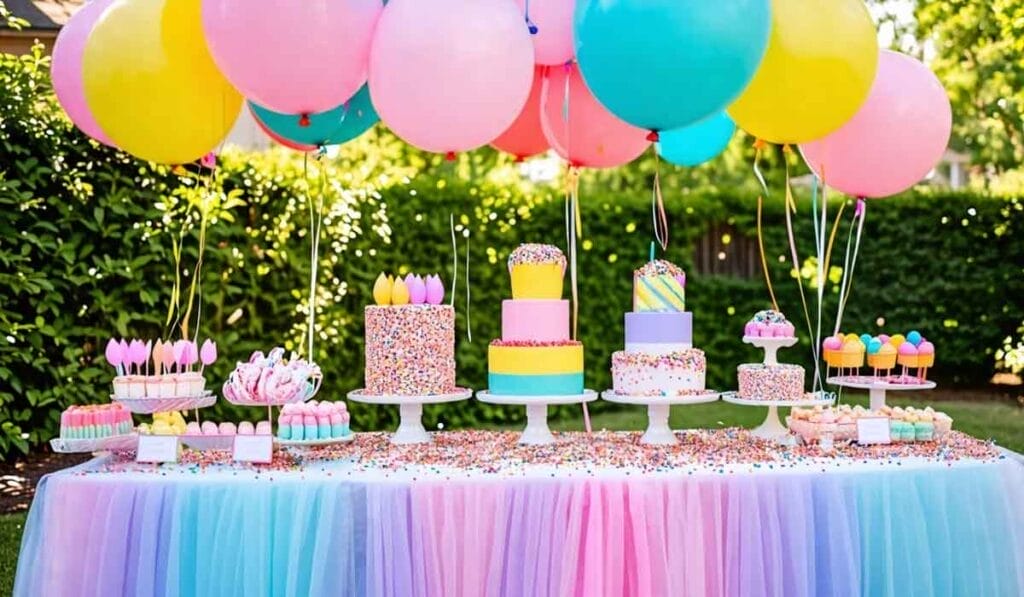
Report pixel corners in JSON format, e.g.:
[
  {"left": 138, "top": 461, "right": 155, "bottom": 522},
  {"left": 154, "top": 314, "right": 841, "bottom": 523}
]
[{"left": 744, "top": 310, "right": 796, "bottom": 339}]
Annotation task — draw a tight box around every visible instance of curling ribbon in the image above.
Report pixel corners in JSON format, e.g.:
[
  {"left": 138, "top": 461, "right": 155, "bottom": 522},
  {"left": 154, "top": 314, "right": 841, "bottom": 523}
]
[
  {"left": 834, "top": 198, "right": 867, "bottom": 334},
  {"left": 755, "top": 196, "right": 779, "bottom": 312},
  {"left": 465, "top": 234, "right": 472, "bottom": 342},
  {"left": 304, "top": 153, "right": 326, "bottom": 362},
  {"left": 449, "top": 213, "right": 458, "bottom": 308},
  {"left": 782, "top": 145, "right": 815, "bottom": 358},
  {"left": 652, "top": 148, "right": 669, "bottom": 251},
  {"left": 810, "top": 174, "right": 827, "bottom": 392}
]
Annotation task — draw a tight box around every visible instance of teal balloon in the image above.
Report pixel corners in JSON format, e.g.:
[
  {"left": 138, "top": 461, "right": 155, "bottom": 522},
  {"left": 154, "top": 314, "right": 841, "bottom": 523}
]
[
  {"left": 657, "top": 112, "right": 735, "bottom": 167},
  {"left": 574, "top": 0, "right": 770, "bottom": 132},
  {"left": 249, "top": 85, "right": 378, "bottom": 148}
]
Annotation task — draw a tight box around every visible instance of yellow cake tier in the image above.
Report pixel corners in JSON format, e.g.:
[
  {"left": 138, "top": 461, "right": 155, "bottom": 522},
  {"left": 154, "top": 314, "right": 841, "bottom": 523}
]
[
  {"left": 510, "top": 263, "right": 564, "bottom": 300},
  {"left": 488, "top": 343, "right": 583, "bottom": 375}
]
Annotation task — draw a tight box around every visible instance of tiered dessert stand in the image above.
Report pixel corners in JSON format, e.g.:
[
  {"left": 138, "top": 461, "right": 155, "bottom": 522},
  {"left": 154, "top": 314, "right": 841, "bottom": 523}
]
[
  {"left": 348, "top": 388, "right": 473, "bottom": 445},
  {"left": 600, "top": 390, "right": 722, "bottom": 445},
  {"left": 476, "top": 390, "right": 599, "bottom": 445},
  {"left": 827, "top": 376, "right": 936, "bottom": 410},
  {"left": 722, "top": 336, "right": 835, "bottom": 442}
]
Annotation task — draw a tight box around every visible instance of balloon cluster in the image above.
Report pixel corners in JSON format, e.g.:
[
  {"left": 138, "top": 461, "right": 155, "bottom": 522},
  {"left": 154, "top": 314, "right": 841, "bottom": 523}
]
[{"left": 52, "top": 0, "right": 951, "bottom": 195}]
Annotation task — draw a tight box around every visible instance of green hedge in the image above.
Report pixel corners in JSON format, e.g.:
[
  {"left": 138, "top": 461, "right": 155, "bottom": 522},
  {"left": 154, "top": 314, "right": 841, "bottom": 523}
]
[{"left": 2, "top": 45, "right": 1022, "bottom": 458}]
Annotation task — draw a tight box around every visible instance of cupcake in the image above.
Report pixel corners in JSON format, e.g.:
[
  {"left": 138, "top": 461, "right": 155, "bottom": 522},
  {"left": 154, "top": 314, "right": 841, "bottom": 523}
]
[
  {"left": 508, "top": 244, "right": 566, "bottom": 300},
  {"left": 897, "top": 342, "right": 919, "bottom": 371},
  {"left": 840, "top": 340, "right": 865, "bottom": 370},
  {"left": 868, "top": 342, "right": 898, "bottom": 372},
  {"left": 917, "top": 341, "right": 935, "bottom": 379}
]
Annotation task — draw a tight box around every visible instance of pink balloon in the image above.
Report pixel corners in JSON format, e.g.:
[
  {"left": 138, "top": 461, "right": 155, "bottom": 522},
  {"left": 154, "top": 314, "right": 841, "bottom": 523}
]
[
  {"left": 515, "top": 0, "right": 575, "bottom": 66},
  {"left": 491, "top": 66, "right": 549, "bottom": 160},
  {"left": 800, "top": 50, "right": 952, "bottom": 199},
  {"left": 369, "top": 0, "right": 535, "bottom": 154},
  {"left": 540, "top": 64, "right": 650, "bottom": 168},
  {"left": 50, "top": 0, "right": 115, "bottom": 145},
  {"left": 202, "top": 0, "right": 382, "bottom": 115}
]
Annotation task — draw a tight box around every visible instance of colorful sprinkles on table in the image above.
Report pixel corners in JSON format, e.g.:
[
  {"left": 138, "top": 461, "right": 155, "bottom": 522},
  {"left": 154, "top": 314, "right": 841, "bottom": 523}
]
[{"left": 84, "top": 430, "right": 1002, "bottom": 478}]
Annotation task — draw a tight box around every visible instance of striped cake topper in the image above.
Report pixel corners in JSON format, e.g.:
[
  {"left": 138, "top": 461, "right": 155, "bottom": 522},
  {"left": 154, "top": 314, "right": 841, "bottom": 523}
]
[{"left": 633, "top": 259, "right": 686, "bottom": 312}]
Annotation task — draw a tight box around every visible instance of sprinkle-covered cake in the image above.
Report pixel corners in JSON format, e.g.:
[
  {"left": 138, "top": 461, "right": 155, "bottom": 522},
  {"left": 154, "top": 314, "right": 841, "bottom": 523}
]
[
  {"left": 611, "top": 260, "right": 707, "bottom": 396},
  {"left": 364, "top": 273, "right": 457, "bottom": 396},
  {"left": 736, "top": 309, "right": 806, "bottom": 400},
  {"left": 488, "top": 244, "right": 584, "bottom": 396}
]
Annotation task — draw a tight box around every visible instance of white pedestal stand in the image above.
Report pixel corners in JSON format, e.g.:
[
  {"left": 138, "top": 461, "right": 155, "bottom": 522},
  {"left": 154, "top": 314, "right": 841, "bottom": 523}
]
[
  {"left": 728, "top": 336, "right": 834, "bottom": 442},
  {"left": 348, "top": 388, "right": 473, "bottom": 445},
  {"left": 476, "top": 390, "right": 598, "bottom": 445},
  {"left": 600, "top": 391, "right": 721, "bottom": 445},
  {"left": 742, "top": 336, "right": 798, "bottom": 365},
  {"left": 722, "top": 392, "right": 835, "bottom": 441},
  {"left": 826, "top": 377, "right": 936, "bottom": 410}
]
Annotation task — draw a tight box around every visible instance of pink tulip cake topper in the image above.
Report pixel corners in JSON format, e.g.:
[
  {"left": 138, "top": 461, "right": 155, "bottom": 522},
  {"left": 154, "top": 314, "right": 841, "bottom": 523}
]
[
  {"left": 104, "top": 338, "right": 124, "bottom": 376},
  {"left": 406, "top": 274, "right": 427, "bottom": 305},
  {"left": 425, "top": 274, "right": 445, "bottom": 305},
  {"left": 371, "top": 272, "right": 443, "bottom": 306},
  {"left": 200, "top": 339, "right": 217, "bottom": 370}
]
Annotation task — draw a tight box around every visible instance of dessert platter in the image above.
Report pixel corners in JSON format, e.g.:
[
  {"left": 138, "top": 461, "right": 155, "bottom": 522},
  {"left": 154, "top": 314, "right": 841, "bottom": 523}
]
[
  {"left": 108, "top": 337, "right": 219, "bottom": 414},
  {"left": 824, "top": 330, "right": 937, "bottom": 409},
  {"left": 476, "top": 244, "right": 597, "bottom": 445},
  {"left": 347, "top": 271, "right": 471, "bottom": 444},
  {"left": 723, "top": 310, "right": 835, "bottom": 441},
  {"left": 600, "top": 259, "right": 721, "bottom": 445}
]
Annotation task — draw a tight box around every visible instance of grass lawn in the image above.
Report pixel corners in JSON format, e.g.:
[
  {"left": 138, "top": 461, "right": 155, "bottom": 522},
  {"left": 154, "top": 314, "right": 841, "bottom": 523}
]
[
  {"left": 1, "top": 512, "right": 26, "bottom": 596},
  {"left": 1, "top": 393, "right": 1020, "bottom": 591}
]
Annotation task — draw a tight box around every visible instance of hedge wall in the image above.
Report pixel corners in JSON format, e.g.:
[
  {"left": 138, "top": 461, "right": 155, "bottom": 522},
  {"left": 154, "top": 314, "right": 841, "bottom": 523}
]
[{"left": 2, "top": 45, "right": 1022, "bottom": 458}]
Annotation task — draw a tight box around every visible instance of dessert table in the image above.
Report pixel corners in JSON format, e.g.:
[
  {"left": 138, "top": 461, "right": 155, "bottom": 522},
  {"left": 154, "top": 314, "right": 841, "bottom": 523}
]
[{"left": 15, "top": 431, "right": 1024, "bottom": 597}]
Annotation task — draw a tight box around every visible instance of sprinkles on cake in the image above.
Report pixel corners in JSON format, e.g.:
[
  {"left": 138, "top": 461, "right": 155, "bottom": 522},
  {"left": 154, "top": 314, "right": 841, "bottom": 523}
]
[
  {"left": 634, "top": 259, "right": 685, "bottom": 280},
  {"left": 507, "top": 243, "right": 567, "bottom": 270}
]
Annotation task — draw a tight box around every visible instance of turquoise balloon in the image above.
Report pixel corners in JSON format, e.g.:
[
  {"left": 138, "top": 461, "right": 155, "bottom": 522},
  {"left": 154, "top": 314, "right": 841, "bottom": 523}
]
[
  {"left": 249, "top": 85, "right": 378, "bottom": 148},
  {"left": 657, "top": 112, "right": 735, "bottom": 167},
  {"left": 574, "top": 0, "right": 771, "bottom": 132}
]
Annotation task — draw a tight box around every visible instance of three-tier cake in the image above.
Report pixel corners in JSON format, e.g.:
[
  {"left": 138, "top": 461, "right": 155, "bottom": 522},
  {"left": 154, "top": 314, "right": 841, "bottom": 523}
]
[
  {"left": 611, "top": 260, "right": 707, "bottom": 396},
  {"left": 487, "top": 244, "right": 584, "bottom": 395}
]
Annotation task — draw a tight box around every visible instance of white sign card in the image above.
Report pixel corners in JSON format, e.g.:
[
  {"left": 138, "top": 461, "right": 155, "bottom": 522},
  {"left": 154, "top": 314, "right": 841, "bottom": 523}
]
[
  {"left": 856, "top": 417, "right": 892, "bottom": 445},
  {"left": 232, "top": 435, "right": 273, "bottom": 463},
  {"left": 136, "top": 435, "right": 179, "bottom": 463}
]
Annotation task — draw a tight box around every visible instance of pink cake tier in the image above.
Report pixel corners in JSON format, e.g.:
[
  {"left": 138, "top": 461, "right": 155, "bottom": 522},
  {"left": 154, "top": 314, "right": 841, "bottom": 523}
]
[
  {"left": 737, "top": 363, "right": 805, "bottom": 401},
  {"left": 611, "top": 349, "right": 706, "bottom": 396},
  {"left": 501, "top": 299, "right": 570, "bottom": 343},
  {"left": 364, "top": 304, "right": 457, "bottom": 396}
]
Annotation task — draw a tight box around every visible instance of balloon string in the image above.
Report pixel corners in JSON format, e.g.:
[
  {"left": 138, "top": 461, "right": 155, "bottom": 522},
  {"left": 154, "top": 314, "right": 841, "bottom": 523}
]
[
  {"left": 782, "top": 146, "right": 815, "bottom": 364},
  {"left": 449, "top": 213, "right": 458, "bottom": 308},
  {"left": 832, "top": 199, "right": 860, "bottom": 335},
  {"left": 567, "top": 165, "right": 590, "bottom": 435},
  {"left": 835, "top": 199, "right": 867, "bottom": 334},
  {"left": 752, "top": 139, "right": 770, "bottom": 198},
  {"left": 756, "top": 196, "right": 778, "bottom": 312},
  {"left": 524, "top": 0, "right": 537, "bottom": 33},
  {"left": 304, "top": 154, "right": 325, "bottom": 363},
  {"left": 810, "top": 175, "right": 825, "bottom": 393},
  {"left": 465, "top": 233, "right": 472, "bottom": 343},
  {"left": 652, "top": 148, "right": 669, "bottom": 251}
]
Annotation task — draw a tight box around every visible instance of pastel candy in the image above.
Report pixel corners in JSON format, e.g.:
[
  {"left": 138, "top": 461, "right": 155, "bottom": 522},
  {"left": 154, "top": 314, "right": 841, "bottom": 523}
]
[{"left": 373, "top": 273, "right": 393, "bottom": 306}]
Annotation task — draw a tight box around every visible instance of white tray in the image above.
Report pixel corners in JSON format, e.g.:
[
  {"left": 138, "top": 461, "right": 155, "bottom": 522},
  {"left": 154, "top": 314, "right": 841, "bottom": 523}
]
[
  {"left": 112, "top": 392, "right": 216, "bottom": 414},
  {"left": 50, "top": 433, "right": 138, "bottom": 454}
]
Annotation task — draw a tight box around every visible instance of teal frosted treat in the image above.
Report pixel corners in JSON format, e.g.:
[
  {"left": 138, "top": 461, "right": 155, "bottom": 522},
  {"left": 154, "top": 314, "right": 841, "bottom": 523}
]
[
  {"left": 915, "top": 421, "right": 934, "bottom": 442},
  {"left": 290, "top": 421, "right": 304, "bottom": 441},
  {"left": 318, "top": 421, "right": 331, "bottom": 439},
  {"left": 303, "top": 416, "right": 317, "bottom": 440},
  {"left": 277, "top": 416, "right": 292, "bottom": 440},
  {"left": 899, "top": 422, "right": 916, "bottom": 442}
]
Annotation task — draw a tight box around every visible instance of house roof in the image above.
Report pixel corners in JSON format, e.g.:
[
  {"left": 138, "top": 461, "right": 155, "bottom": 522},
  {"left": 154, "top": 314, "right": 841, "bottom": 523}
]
[{"left": 2, "top": 0, "right": 83, "bottom": 31}]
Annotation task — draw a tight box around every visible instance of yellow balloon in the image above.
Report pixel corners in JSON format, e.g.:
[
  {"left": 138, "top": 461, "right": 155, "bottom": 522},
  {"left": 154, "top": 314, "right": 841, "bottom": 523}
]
[
  {"left": 728, "top": 0, "right": 878, "bottom": 144},
  {"left": 82, "top": 0, "right": 241, "bottom": 164}
]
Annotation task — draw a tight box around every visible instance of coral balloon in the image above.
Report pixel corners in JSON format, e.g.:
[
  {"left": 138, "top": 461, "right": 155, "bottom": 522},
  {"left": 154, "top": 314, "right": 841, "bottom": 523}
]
[
  {"left": 252, "top": 111, "right": 318, "bottom": 152},
  {"left": 574, "top": 0, "right": 770, "bottom": 133},
  {"left": 491, "top": 66, "right": 549, "bottom": 160},
  {"left": 658, "top": 113, "right": 735, "bottom": 168},
  {"left": 249, "top": 85, "right": 378, "bottom": 149},
  {"left": 515, "top": 0, "right": 575, "bottom": 65},
  {"left": 728, "top": 0, "right": 878, "bottom": 144},
  {"left": 539, "top": 64, "right": 650, "bottom": 169},
  {"left": 369, "top": 0, "right": 535, "bottom": 154},
  {"left": 83, "top": 0, "right": 242, "bottom": 164},
  {"left": 799, "top": 51, "right": 952, "bottom": 199},
  {"left": 202, "top": 0, "right": 382, "bottom": 115},
  {"left": 50, "top": 0, "right": 115, "bottom": 146}
]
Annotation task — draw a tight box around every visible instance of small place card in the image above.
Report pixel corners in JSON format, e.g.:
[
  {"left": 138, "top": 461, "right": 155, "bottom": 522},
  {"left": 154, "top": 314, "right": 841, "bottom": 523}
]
[
  {"left": 136, "top": 435, "right": 179, "bottom": 463},
  {"left": 232, "top": 435, "right": 273, "bottom": 463},
  {"left": 857, "top": 417, "right": 892, "bottom": 445}
]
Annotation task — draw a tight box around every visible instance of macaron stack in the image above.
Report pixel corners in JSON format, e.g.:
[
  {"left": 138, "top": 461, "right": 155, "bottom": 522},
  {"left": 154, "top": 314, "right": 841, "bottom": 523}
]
[
  {"left": 59, "top": 404, "right": 134, "bottom": 439},
  {"left": 277, "top": 401, "right": 351, "bottom": 441}
]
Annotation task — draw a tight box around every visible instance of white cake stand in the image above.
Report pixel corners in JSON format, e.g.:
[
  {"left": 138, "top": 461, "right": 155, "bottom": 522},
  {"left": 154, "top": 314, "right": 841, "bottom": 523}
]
[
  {"left": 600, "top": 390, "right": 721, "bottom": 445},
  {"left": 827, "top": 376, "right": 937, "bottom": 410},
  {"left": 722, "top": 391, "right": 835, "bottom": 441},
  {"left": 347, "top": 388, "right": 472, "bottom": 445},
  {"left": 476, "top": 390, "right": 598, "bottom": 445},
  {"left": 742, "top": 336, "right": 798, "bottom": 365}
]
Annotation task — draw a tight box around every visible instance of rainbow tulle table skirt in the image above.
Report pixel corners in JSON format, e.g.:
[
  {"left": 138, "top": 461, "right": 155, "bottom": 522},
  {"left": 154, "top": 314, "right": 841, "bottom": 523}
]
[{"left": 14, "top": 435, "right": 1024, "bottom": 597}]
